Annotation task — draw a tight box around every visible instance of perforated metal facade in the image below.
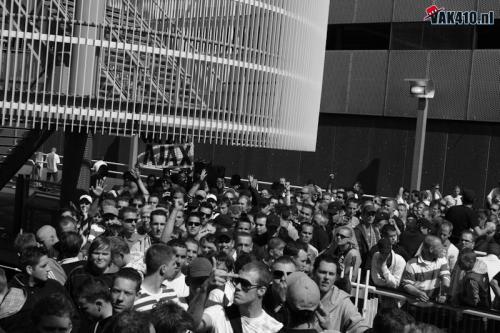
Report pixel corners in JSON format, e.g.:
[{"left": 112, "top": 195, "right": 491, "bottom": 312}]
[{"left": 0, "top": 0, "right": 329, "bottom": 151}]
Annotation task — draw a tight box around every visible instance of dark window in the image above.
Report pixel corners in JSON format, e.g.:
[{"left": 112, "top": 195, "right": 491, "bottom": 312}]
[
  {"left": 391, "top": 23, "right": 473, "bottom": 50},
  {"left": 476, "top": 20, "right": 500, "bottom": 49},
  {"left": 326, "top": 23, "right": 390, "bottom": 50}
]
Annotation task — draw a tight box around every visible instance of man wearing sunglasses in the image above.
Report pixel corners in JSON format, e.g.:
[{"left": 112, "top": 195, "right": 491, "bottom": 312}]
[
  {"left": 263, "top": 256, "right": 297, "bottom": 324},
  {"left": 189, "top": 261, "right": 282, "bottom": 333}
]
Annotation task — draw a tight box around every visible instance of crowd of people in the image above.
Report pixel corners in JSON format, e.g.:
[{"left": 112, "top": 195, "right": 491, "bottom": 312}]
[{"left": 2, "top": 161, "right": 500, "bottom": 333}]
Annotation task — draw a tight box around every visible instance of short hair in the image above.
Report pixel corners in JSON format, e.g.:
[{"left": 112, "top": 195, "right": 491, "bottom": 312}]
[
  {"left": 19, "top": 246, "right": 47, "bottom": 271},
  {"left": 151, "top": 208, "right": 168, "bottom": 220},
  {"left": 235, "top": 231, "right": 252, "bottom": 241},
  {"left": 114, "top": 268, "right": 142, "bottom": 292},
  {"left": 59, "top": 232, "right": 83, "bottom": 258},
  {"left": 313, "top": 254, "right": 340, "bottom": 274},
  {"left": 200, "top": 234, "right": 217, "bottom": 245},
  {"left": 272, "top": 256, "right": 296, "bottom": 267},
  {"left": 240, "top": 261, "right": 272, "bottom": 286},
  {"left": 117, "top": 194, "right": 131, "bottom": 203},
  {"left": 254, "top": 212, "right": 267, "bottom": 221},
  {"left": 213, "top": 252, "right": 235, "bottom": 272},
  {"left": 267, "top": 237, "right": 286, "bottom": 250},
  {"left": 300, "top": 222, "right": 313, "bottom": 231},
  {"left": 119, "top": 206, "right": 137, "bottom": 219},
  {"left": 276, "top": 204, "right": 291, "bottom": 220},
  {"left": 461, "top": 229, "right": 476, "bottom": 242},
  {"left": 89, "top": 236, "right": 111, "bottom": 255},
  {"left": 58, "top": 216, "right": 77, "bottom": 232},
  {"left": 237, "top": 220, "right": 251, "bottom": 227},
  {"left": 14, "top": 233, "right": 37, "bottom": 253},
  {"left": 380, "top": 224, "right": 397, "bottom": 237},
  {"left": 150, "top": 301, "right": 194, "bottom": 333},
  {"left": 77, "top": 278, "right": 112, "bottom": 303},
  {"left": 459, "top": 248, "right": 477, "bottom": 263},
  {"left": 372, "top": 307, "right": 415, "bottom": 333},
  {"left": 284, "top": 241, "right": 308, "bottom": 257},
  {"left": 145, "top": 244, "right": 175, "bottom": 275},
  {"left": 440, "top": 220, "right": 453, "bottom": 232},
  {"left": 346, "top": 198, "right": 359, "bottom": 206},
  {"left": 108, "top": 236, "right": 130, "bottom": 256},
  {"left": 301, "top": 203, "right": 314, "bottom": 212},
  {"left": 32, "top": 294, "right": 74, "bottom": 326},
  {"left": 109, "top": 309, "right": 152, "bottom": 333},
  {"left": 187, "top": 212, "right": 202, "bottom": 221},
  {"left": 167, "top": 239, "right": 187, "bottom": 249}
]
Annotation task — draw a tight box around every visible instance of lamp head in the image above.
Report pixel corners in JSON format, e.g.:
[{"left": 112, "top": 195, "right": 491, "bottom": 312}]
[{"left": 405, "top": 79, "right": 435, "bottom": 99}]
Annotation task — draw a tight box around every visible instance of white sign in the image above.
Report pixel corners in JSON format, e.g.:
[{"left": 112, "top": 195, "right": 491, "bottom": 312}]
[{"left": 138, "top": 143, "right": 194, "bottom": 170}]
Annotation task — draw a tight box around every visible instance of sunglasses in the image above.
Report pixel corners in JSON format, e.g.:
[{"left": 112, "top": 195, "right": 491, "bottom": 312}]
[
  {"left": 102, "top": 215, "right": 116, "bottom": 221},
  {"left": 336, "top": 233, "right": 349, "bottom": 239},
  {"left": 232, "top": 277, "right": 262, "bottom": 292},
  {"left": 200, "top": 212, "right": 212, "bottom": 218},
  {"left": 187, "top": 222, "right": 201, "bottom": 227},
  {"left": 124, "top": 218, "right": 138, "bottom": 224},
  {"left": 272, "top": 270, "right": 293, "bottom": 280}
]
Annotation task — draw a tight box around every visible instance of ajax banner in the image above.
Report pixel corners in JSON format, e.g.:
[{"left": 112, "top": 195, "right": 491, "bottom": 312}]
[{"left": 138, "top": 143, "right": 194, "bottom": 170}]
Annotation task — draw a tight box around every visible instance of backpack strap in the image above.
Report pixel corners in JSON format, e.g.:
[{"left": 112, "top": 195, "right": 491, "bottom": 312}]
[{"left": 224, "top": 304, "right": 243, "bottom": 333}]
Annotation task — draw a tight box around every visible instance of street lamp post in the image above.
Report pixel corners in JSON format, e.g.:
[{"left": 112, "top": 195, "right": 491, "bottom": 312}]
[{"left": 405, "top": 79, "right": 435, "bottom": 191}]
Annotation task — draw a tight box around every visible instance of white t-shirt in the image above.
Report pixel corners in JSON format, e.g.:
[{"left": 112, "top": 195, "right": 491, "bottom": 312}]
[
  {"left": 46, "top": 152, "right": 60, "bottom": 172},
  {"left": 164, "top": 273, "right": 189, "bottom": 309},
  {"left": 202, "top": 305, "right": 283, "bottom": 333}
]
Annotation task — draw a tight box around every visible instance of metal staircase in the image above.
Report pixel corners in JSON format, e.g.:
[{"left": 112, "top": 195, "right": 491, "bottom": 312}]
[{"left": 0, "top": 127, "right": 53, "bottom": 189}]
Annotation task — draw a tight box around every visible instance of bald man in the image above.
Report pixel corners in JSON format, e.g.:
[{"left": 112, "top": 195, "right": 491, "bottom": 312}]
[
  {"left": 401, "top": 235, "right": 450, "bottom": 303},
  {"left": 36, "top": 225, "right": 59, "bottom": 253}
]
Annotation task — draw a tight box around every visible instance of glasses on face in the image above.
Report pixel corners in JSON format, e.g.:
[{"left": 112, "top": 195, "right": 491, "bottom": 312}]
[
  {"left": 200, "top": 212, "right": 211, "bottom": 218},
  {"left": 460, "top": 238, "right": 473, "bottom": 243},
  {"left": 232, "top": 277, "right": 262, "bottom": 292},
  {"left": 134, "top": 203, "right": 144, "bottom": 208},
  {"left": 102, "top": 215, "right": 116, "bottom": 221},
  {"left": 336, "top": 233, "right": 349, "bottom": 239},
  {"left": 124, "top": 218, "right": 138, "bottom": 224},
  {"left": 272, "top": 270, "right": 293, "bottom": 280},
  {"left": 187, "top": 221, "right": 201, "bottom": 227}
]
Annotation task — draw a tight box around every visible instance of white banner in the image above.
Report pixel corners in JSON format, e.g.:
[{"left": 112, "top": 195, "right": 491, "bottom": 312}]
[{"left": 138, "top": 143, "right": 194, "bottom": 170}]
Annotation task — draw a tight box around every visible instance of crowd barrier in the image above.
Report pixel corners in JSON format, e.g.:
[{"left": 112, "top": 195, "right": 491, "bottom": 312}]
[{"left": 347, "top": 268, "right": 500, "bottom": 332}]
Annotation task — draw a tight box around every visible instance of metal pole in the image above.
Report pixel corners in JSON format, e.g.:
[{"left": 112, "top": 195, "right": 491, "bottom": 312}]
[
  {"left": 128, "top": 134, "right": 139, "bottom": 167},
  {"left": 410, "top": 98, "right": 429, "bottom": 191}
]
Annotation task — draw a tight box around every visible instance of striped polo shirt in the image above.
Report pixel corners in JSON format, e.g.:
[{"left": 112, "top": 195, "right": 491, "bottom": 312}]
[
  {"left": 133, "top": 284, "right": 179, "bottom": 312},
  {"left": 401, "top": 255, "right": 450, "bottom": 298}
]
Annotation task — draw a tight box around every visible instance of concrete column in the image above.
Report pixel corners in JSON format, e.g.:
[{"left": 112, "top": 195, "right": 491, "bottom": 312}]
[{"left": 69, "top": 0, "right": 106, "bottom": 96}]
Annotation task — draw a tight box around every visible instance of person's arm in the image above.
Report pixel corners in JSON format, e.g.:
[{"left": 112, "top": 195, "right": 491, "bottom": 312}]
[
  {"left": 189, "top": 259, "right": 238, "bottom": 332},
  {"left": 247, "top": 175, "right": 262, "bottom": 208},
  {"left": 130, "top": 167, "right": 149, "bottom": 199},
  {"left": 187, "top": 169, "right": 207, "bottom": 198},
  {"left": 474, "top": 226, "right": 487, "bottom": 237},
  {"left": 401, "top": 263, "right": 430, "bottom": 302},
  {"left": 490, "top": 279, "right": 500, "bottom": 298},
  {"left": 160, "top": 203, "right": 182, "bottom": 244}
]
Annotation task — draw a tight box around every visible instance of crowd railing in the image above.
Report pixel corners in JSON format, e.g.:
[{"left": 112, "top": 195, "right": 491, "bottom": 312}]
[{"left": 347, "top": 268, "right": 500, "bottom": 332}]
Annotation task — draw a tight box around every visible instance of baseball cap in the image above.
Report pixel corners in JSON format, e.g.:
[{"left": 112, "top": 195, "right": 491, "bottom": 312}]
[
  {"left": 187, "top": 257, "right": 213, "bottom": 278},
  {"left": 206, "top": 193, "right": 217, "bottom": 202},
  {"left": 362, "top": 205, "right": 377, "bottom": 214},
  {"left": 286, "top": 272, "right": 320, "bottom": 311},
  {"left": 79, "top": 194, "right": 93, "bottom": 204},
  {"left": 102, "top": 206, "right": 119, "bottom": 216},
  {"left": 195, "top": 190, "right": 207, "bottom": 200},
  {"left": 213, "top": 214, "right": 233, "bottom": 229}
]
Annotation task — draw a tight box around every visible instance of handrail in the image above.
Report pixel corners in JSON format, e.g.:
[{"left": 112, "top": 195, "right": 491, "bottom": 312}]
[{"left": 350, "top": 280, "right": 500, "bottom": 322}]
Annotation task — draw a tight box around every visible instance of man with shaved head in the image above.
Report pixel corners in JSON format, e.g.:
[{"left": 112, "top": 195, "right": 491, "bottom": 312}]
[{"left": 401, "top": 235, "right": 450, "bottom": 303}]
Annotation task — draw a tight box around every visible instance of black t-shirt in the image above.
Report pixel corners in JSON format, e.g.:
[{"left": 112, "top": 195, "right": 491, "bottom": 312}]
[{"left": 445, "top": 205, "right": 478, "bottom": 240}]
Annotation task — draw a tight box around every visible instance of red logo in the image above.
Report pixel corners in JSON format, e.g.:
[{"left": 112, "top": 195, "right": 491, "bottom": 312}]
[{"left": 424, "top": 5, "right": 444, "bottom": 20}]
